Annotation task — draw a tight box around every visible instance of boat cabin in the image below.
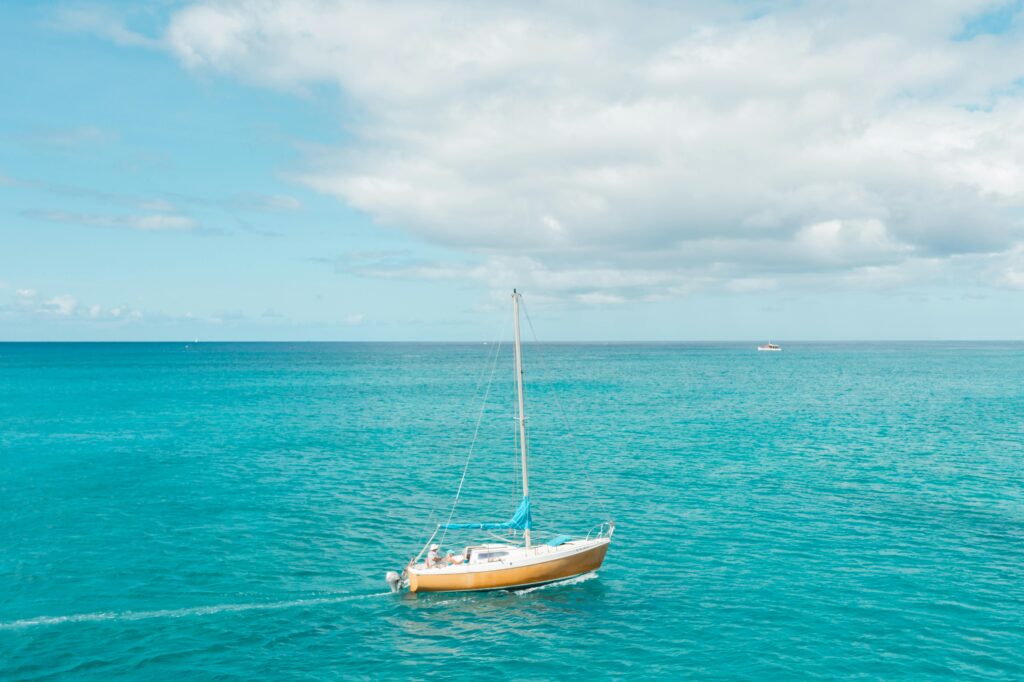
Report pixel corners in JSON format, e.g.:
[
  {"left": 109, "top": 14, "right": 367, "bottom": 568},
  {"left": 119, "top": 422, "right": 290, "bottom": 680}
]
[{"left": 464, "top": 544, "right": 517, "bottom": 565}]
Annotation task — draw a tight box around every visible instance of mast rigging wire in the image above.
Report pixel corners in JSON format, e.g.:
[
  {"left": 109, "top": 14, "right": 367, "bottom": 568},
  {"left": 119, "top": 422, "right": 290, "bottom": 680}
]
[{"left": 438, "top": 332, "right": 506, "bottom": 549}]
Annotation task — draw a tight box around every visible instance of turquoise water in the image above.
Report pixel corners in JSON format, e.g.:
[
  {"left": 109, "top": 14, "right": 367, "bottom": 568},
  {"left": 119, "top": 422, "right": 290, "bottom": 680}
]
[{"left": 2, "top": 341, "right": 1023, "bottom": 679}]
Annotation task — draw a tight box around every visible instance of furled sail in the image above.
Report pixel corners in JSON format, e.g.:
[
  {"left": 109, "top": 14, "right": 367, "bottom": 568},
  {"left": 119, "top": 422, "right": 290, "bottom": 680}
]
[{"left": 440, "top": 496, "right": 532, "bottom": 531}]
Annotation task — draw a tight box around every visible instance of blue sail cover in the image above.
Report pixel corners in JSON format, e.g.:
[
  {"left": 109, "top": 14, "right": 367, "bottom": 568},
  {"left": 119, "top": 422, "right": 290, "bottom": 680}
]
[{"left": 441, "top": 496, "right": 532, "bottom": 531}]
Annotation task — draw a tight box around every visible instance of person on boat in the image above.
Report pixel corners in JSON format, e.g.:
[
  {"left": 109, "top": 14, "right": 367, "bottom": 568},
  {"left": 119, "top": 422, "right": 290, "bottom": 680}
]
[
  {"left": 445, "top": 551, "right": 464, "bottom": 566},
  {"left": 426, "top": 544, "right": 441, "bottom": 567}
]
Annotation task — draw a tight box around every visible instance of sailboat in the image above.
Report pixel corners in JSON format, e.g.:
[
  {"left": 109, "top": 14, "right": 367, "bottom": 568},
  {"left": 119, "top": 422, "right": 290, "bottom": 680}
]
[{"left": 385, "top": 290, "right": 614, "bottom": 593}]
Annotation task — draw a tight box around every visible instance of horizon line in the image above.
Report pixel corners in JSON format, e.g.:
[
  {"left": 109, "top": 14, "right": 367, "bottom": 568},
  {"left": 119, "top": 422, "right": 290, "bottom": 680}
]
[{"left": 2, "top": 339, "right": 1023, "bottom": 344}]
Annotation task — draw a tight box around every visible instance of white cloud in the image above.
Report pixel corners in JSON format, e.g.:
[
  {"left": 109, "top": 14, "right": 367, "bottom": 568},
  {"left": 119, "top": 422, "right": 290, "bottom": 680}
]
[
  {"left": 160, "top": 1, "right": 1024, "bottom": 298},
  {"left": 985, "top": 243, "right": 1024, "bottom": 289},
  {"left": 336, "top": 252, "right": 704, "bottom": 302},
  {"left": 130, "top": 214, "right": 195, "bottom": 231},
  {"left": 51, "top": 6, "right": 161, "bottom": 49},
  {"left": 44, "top": 295, "right": 78, "bottom": 317},
  {"left": 576, "top": 292, "right": 626, "bottom": 305},
  {"left": 1, "top": 286, "right": 149, "bottom": 323},
  {"left": 25, "top": 209, "right": 197, "bottom": 232},
  {"left": 138, "top": 198, "right": 177, "bottom": 212},
  {"left": 232, "top": 193, "right": 303, "bottom": 211},
  {"left": 1001, "top": 269, "right": 1024, "bottom": 288},
  {"left": 793, "top": 219, "right": 911, "bottom": 266},
  {"left": 725, "top": 278, "right": 779, "bottom": 293},
  {"left": 19, "top": 126, "right": 114, "bottom": 147}
]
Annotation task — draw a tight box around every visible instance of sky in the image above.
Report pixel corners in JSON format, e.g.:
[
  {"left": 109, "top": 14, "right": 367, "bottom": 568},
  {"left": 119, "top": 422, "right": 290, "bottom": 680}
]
[{"left": 1, "top": 0, "right": 1023, "bottom": 341}]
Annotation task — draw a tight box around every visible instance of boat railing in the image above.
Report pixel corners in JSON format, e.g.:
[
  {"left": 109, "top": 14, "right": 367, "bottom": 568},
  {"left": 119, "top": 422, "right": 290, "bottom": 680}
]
[{"left": 586, "top": 521, "right": 615, "bottom": 541}]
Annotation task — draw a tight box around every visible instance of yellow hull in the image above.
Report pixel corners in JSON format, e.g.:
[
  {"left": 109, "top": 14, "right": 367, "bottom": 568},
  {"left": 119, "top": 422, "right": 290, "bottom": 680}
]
[{"left": 408, "top": 542, "right": 608, "bottom": 593}]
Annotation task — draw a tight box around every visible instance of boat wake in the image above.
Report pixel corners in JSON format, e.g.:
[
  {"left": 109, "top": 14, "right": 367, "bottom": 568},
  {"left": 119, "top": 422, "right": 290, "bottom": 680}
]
[
  {"left": 514, "top": 571, "right": 598, "bottom": 595},
  {"left": 0, "top": 592, "right": 392, "bottom": 631}
]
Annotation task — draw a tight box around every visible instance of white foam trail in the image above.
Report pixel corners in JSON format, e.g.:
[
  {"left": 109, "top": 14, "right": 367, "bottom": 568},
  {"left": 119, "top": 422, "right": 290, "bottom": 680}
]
[
  {"left": 0, "top": 592, "right": 392, "bottom": 630},
  {"left": 514, "top": 571, "right": 598, "bottom": 595}
]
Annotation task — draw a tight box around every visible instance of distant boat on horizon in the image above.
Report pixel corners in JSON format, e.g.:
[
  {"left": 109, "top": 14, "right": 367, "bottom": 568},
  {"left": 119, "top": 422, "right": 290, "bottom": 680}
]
[{"left": 757, "top": 342, "right": 781, "bottom": 352}]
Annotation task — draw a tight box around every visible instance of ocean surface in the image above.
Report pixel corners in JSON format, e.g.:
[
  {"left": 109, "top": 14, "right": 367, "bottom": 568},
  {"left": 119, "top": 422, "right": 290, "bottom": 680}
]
[{"left": 2, "top": 341, "right": 1023, "bottom": 680}]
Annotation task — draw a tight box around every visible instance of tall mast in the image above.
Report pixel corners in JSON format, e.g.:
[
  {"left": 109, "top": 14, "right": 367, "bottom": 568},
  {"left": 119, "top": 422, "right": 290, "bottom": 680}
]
[{"left": 512, "top": 289, "right": 531, "bottom": 548}]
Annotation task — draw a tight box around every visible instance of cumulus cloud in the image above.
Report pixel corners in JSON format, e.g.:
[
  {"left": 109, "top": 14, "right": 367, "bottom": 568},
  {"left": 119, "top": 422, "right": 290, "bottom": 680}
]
[
  {"left": 983, "top": 243, "right": 1024, "bottom": 289},
  {"left": 159, "top": 0, "right": 1024, "bottom": 298},
  {"left": 793, "top": 219, "right": 911, "bottom": 266}
]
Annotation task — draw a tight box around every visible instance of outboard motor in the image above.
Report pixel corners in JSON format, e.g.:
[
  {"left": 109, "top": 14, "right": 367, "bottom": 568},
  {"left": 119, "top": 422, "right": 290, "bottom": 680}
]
[{"left": 385, "top": 571, "right": 402, "bottom": 593}]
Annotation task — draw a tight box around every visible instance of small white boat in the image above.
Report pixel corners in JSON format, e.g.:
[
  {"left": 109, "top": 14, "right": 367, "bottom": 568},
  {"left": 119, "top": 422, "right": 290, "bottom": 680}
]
[
  {"left": 386, "top": 290, "right": 613, "bottom": 593},
  {"left": 757, "top": 342, "right": 781, "bottom": 352}
]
